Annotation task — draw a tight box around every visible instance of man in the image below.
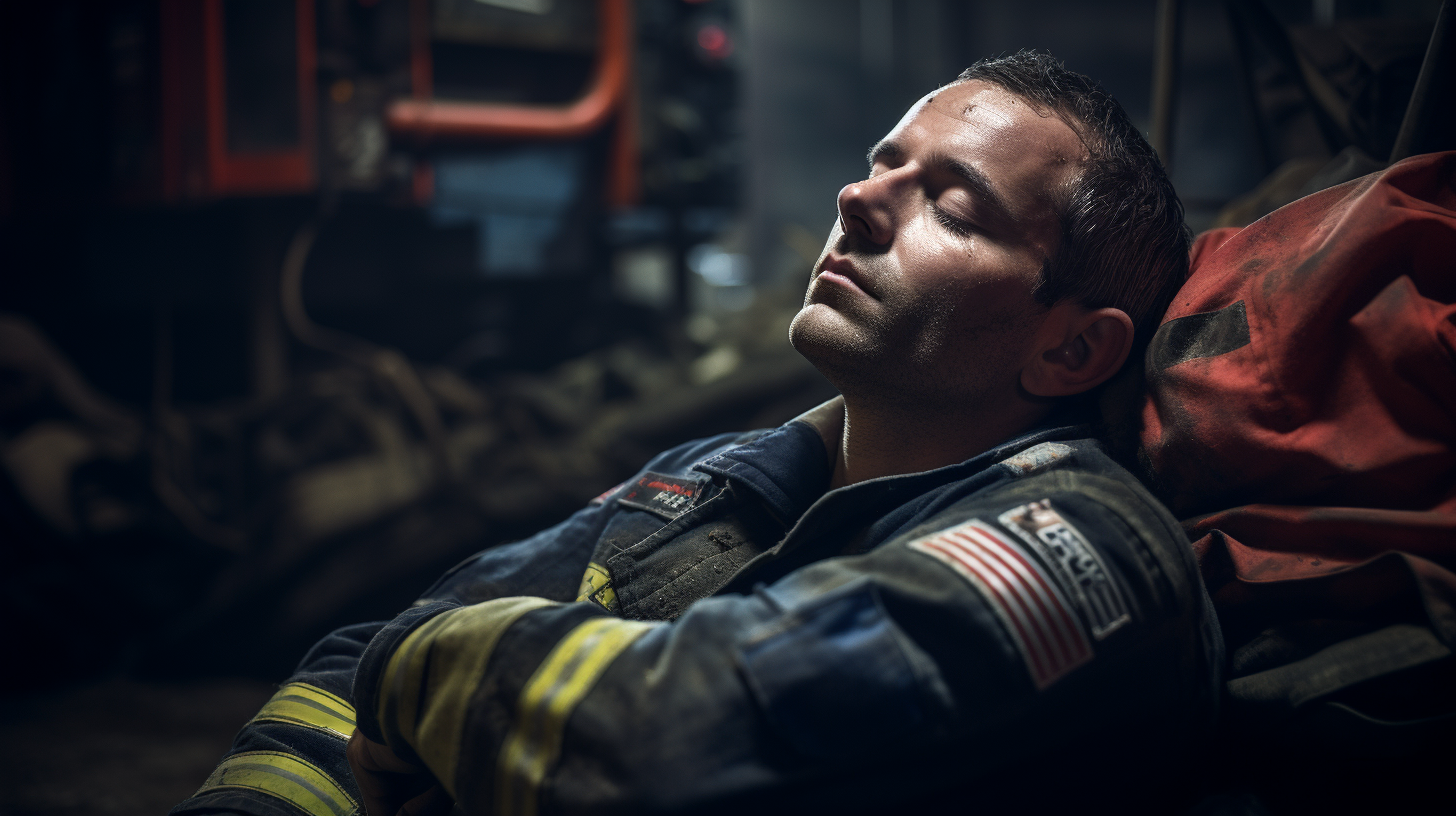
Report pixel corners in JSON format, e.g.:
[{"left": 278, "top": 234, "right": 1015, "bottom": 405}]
[{"left": 175, "top": 52, "right": 1220, "bottom": 816}]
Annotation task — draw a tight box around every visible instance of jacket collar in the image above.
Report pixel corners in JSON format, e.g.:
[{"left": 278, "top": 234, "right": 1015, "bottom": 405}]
[{"left": 695, "top": 397, "right": 1091, "bottom": 525}]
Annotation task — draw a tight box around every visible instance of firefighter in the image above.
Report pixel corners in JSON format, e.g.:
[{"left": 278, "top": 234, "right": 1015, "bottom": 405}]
[{"left": 176, "top": 52, "right": 1219, "bottom": 816}]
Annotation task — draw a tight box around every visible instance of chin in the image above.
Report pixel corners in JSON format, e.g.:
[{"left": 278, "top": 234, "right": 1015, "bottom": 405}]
[
  {"left": 788, "top": 305, "right": 844, "bottom": 361},
  {"left": 790, "top": 309, "right": 882, "bottom": 391}
]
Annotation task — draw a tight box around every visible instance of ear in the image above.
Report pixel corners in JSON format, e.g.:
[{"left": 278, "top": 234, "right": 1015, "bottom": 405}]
[{"left": 1020, "top": 305, "right": 1135, "bottom": 398}]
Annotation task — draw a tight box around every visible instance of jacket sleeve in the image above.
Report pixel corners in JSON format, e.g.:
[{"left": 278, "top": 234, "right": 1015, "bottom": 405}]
[
  {"left": 169, "top": 500, "right": 616, "bottom": 816},
  {"left": 352, "top": 468, "right": 1223, "bottom": 815}
]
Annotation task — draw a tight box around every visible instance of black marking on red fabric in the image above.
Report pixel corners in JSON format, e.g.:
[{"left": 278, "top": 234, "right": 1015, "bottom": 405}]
[{"left": 1149, "top": 300, "right": 1251, "bottom": 371}]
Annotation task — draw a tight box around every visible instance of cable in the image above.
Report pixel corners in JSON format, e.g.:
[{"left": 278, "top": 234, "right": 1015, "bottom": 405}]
[{"left": 279, "top": 218, "right": 457, "bottom": 487}]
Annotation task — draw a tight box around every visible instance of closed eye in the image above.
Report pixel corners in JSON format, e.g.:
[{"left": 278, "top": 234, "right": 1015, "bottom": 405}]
[{"left": 932, "top": 204, "right": 975, "bottom": 237}]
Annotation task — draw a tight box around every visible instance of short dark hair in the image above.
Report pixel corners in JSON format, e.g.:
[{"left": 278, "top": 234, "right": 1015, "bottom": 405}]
[{"left": 958, "top": 51, "right": 1190, "bottom": 342}]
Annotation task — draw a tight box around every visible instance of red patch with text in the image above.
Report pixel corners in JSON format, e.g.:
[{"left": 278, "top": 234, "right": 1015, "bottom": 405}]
[{"left": 616, "top": 472, "right": 708, "bottom": 520}]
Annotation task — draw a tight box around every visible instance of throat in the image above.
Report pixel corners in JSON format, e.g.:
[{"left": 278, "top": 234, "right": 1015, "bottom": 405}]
[{"left": 831, "top": 397, "right": 1049, "bottom": 488}]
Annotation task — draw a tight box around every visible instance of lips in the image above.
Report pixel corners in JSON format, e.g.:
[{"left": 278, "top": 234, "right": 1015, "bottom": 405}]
[{"left": 814, "top": 254, "right": 879, "bottom": 301}]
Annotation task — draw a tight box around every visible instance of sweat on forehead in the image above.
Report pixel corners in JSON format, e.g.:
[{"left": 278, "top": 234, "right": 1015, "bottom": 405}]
[{"left": 920, "top": 82, "right": 1089, "bottom": 165}]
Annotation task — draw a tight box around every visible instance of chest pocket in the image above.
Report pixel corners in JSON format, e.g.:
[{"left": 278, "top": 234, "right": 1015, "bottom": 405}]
[{"left": 586, "top": 485, "right": 785, "bottom": 621}]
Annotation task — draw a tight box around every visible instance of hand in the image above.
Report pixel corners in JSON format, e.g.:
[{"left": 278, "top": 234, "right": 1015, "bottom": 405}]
[{"left": 347, "top": 729, "right": 454, "bottom": 816}]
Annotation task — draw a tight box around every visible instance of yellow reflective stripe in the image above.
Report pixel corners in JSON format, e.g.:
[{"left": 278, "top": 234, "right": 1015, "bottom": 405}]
[
  {"left": 378, "top": 596, "right": 558, "bottom": 797},
  {"left": 378, "top": 610, "right": 452, "bottom": 759},
  {"left": 575, "top": 562, "right": 619, "bottom": 613},
  {"left": 252, "top": 683, "right": 356, "bottom": 739},
  {"left": 496, "top": 617, "right": 656, "bottom": 816},
  {"left": 196, "top": 751, "right": 358, "bottom": 816}
]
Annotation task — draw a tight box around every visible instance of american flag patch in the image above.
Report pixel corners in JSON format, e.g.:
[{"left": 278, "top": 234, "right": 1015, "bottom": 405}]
[
  {"left": 998, "top": 501, "right": 1130, "bottom": 640},
  {"left": 907, "top": 520, "right": 1092, "bottom": 689}
]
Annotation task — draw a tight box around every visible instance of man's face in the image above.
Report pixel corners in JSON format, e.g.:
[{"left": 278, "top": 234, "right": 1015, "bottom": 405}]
[{"left": 789, "top": 80, "right": 1087, "bottom": 409}]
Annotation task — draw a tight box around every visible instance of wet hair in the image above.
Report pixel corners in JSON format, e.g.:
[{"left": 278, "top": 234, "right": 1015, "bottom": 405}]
[{"left": 958, "top": 51, "right": 1190, "bottom": 343}]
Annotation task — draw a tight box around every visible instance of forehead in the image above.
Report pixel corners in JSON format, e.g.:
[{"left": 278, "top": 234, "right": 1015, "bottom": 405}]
[{"left": 887, "top": 80, "right": 1086, "bottom": 216}]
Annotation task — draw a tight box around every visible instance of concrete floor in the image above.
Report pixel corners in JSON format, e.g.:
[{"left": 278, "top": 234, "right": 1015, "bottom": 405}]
[{"left": 0, "top": 679, "right": 273, "bottom": 816}]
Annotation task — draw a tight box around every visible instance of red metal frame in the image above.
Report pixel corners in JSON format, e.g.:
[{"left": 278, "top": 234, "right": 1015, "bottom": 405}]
[
  {"left": 392, "top": 0, "right": 638, "bottom": 207},
  {"left": 202, "top": 0, "right": 317, "bottom": 196},
  {"left": 158, "top": 0, "right": 318, "bottom": 200},
  {"left": 607, "top": 73, "right": 639, "bottom": 209}
]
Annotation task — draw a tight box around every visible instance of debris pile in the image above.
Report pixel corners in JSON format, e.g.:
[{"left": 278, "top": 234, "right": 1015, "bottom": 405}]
[{"left": 0, "top": 294, "right": 834, "bottom": 684}]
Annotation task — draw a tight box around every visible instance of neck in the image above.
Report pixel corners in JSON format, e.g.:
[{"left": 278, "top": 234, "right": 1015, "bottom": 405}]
[{"left": 828, "top": 393, "right": 1052, "bottom": 489}]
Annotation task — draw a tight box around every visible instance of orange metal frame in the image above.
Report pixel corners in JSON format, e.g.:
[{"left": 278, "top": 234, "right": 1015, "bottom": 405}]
[
  {"left": 202, "top": 0, "right": 317, "bottom": 196},
  {"left": 391, "top": 0, "right": 638, "bottom": 207}
]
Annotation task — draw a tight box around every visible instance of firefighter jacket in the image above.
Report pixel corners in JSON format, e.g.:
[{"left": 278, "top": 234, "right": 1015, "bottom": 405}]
[{"left": 174, "top": 399, "right": 1222, "bottom": 816}]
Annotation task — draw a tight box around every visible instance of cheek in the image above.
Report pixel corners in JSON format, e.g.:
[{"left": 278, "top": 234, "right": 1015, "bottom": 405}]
[
  {"left": 907, "top": 264, "right": 1040, "bottom": 351},
  {"left": 897, "top": 231, "right": 1025, "bottom": 307}
]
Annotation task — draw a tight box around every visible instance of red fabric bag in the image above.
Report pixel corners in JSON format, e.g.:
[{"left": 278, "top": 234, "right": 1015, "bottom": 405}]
[{"left": 1139, "top": 151, "right": 1456, "bottom": 737}]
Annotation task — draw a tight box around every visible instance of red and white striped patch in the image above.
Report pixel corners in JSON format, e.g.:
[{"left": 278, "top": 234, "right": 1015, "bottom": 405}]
[{"left": 908, "top": 519, "right": 1092, "bottom": 689}]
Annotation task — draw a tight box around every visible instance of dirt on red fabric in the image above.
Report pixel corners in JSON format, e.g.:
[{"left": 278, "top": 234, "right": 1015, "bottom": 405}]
[{"left": 1140, "top": 150, "right": 1456, "bottom": 653}]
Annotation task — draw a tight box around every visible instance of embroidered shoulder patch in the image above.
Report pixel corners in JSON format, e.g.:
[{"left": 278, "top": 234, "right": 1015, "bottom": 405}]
[
  {"left": 999, "top": 442, "right": 1072, "bottom": 476},
  {"left": 907, "top": 520, "right": 1092, "bottom": 690},
  {"left": 616, "top": 471, "right": 708, "bottom": 520},
  {"left": 997, "top": 500, "right": 1130, "bottom": 639}
]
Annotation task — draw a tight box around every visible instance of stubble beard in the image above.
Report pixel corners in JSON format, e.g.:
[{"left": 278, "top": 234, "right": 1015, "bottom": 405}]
[{"left": 790, "top": 287, "right": 1034, "bottom": 416}]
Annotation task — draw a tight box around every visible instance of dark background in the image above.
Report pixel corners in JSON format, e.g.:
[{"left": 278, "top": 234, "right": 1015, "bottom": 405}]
[{"left": 0, "top": 1, "right": 1445, "bottom": 813}]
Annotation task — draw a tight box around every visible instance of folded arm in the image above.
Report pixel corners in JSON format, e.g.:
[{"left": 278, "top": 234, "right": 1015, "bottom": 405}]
[{"left": 353, "top": 472, "right": 1221, "bottom": 815}]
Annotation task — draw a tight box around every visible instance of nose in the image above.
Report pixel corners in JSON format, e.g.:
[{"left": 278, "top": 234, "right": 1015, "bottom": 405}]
[{"left": 836, "top": 171, "right": 900, "bottom": 247}]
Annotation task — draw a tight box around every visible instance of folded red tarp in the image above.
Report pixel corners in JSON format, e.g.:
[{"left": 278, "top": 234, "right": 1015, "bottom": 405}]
[{"left": 1140, "top": 151, "right": 1456, "bottom": 728}]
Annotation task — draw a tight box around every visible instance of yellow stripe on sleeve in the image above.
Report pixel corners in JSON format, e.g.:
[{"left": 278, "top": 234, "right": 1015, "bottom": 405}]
[
  {"left": 377, "top": 596, "right": 559, "bottom": 797},
  {"left": 495, "top": 617, "right": 657, "bottom": 816},
  {"left": 194, "top": 751, "right": 358, "bottom": 816},
  {"left": 251, "top": 683, "right": 356, "bottom": 740}
]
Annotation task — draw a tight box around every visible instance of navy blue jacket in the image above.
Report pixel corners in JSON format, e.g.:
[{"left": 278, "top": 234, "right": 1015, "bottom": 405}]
[{"left": 174, "top": 400, "right": 1221, "bottom": 816}]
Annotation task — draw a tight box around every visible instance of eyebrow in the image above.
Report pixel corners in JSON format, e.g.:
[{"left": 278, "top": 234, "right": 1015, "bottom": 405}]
[{"left": 866, "top": 139, "right": 1017, "bottom": 224}]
